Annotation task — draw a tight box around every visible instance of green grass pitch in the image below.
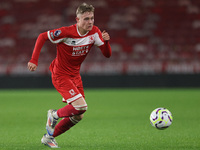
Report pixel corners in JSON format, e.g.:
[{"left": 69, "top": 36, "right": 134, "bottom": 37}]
[{"left": 0, "top": 88, "right": 200, "bottom": 150}]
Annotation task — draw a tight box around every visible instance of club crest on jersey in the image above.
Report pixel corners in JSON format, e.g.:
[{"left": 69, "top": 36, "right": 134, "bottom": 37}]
[
  {"left": 69, "top": 89, "right": 76, "bottom": 96},
  {"left": 89, "top": 35, "right": 94, "bottom": 44},
  {"left": 54, "top": 30, "right": 61, "bottom": 37}
]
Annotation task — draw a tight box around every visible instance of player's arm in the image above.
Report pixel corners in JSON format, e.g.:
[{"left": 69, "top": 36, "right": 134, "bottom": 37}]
[
  {"left": 27, "top": 32, "right": 48, "bottom": 71},
  {"left": 98, "top": 30, "right": 112, "bottom": 58}
]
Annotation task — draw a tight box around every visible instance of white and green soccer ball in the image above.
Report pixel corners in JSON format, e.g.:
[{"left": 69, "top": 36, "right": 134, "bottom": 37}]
[{"left": 150, "top": 107, "right": 173, "bottom": 129}]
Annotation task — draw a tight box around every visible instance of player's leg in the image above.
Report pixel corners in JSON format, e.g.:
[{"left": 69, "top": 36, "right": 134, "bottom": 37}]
[
  {"left": 47, "top": 75, "right": 87, "bottom": 137},
  {"left": 46, "top": 97, "right": 87, "bottom": 136},
  {"left": 70, "top": 75, "right": 87, "bottom": 121},
  {"left": 53, "top": 74, "right": 87, "bottom": 119},
  {"left": 52, "top": 97, "right": 87, "bottom": 137},
  {"left": 56, "top": 97, "right": 87, "bottom": 118},
  {"left": 43, "top": 105, "right": 84, "bottom": 148}
]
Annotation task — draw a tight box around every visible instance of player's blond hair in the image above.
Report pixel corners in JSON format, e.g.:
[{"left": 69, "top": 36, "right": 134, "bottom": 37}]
[{"left": 76, "top": 3, "right": 94, "bottom": 17}]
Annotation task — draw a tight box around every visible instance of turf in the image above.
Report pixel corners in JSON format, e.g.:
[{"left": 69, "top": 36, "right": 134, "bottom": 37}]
[{"left": 0, "top": 88, "right": 199, "bottom": 150}]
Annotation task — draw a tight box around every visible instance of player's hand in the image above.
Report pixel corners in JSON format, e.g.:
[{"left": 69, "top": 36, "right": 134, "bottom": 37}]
[
  {"left": 102, "top": 30, "right": 110, "bottom": 41},
  {"left": 27, "top": 62, "right": 37, "bottom": 71}
]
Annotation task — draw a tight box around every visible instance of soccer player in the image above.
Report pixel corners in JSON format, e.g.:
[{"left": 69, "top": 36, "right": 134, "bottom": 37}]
[{"left": 27, "top": 2, "right": 112, "bottom": 148}]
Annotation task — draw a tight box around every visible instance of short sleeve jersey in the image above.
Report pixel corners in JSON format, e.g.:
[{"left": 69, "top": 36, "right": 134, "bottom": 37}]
[{"left": 47, "top": 24, "right": 104, "bottom": 76}]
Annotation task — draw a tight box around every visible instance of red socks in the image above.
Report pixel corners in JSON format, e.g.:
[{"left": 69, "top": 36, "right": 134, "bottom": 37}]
[
  {"left": 53, "top": 104, "right": 87, "bottom": 137},
  {"left": 57, "top": 104, "right": 87, "bottom": 118},
  {"left": 53, "top": 117, "right": 78, "bottom": 137},
  {"left": 57, "top": 104, "right": 79, "bottom": 118}
]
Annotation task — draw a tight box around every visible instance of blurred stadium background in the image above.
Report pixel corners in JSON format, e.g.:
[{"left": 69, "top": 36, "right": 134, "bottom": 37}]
[{"left": 0, "top": 0, "right": 200, "bottom": 88}]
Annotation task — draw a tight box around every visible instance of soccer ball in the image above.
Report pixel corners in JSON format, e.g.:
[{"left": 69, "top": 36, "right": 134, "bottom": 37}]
[{"left": 150, "top": 107, "right": 173, "bottom": 130}]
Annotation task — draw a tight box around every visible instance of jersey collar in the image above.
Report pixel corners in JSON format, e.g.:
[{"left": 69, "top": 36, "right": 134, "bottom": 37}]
[{"left": 76, "top": 24, "right": 89, "bottom": 37}]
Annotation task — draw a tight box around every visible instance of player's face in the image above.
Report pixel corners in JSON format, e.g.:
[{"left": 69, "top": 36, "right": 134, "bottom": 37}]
[{"left": 76, "top": 11, "right": 94, "bottom": 35}]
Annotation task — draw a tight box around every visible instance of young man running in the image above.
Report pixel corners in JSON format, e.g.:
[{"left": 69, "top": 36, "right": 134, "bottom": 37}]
[{"left": 27, "top": 3, "right": 112, "bottom": 148}]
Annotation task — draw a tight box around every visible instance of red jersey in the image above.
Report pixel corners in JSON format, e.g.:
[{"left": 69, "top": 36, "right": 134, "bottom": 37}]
[
  {"left": 48, "top": 24, "right": 105, "bottom": 76},
  {"left": 29, "top": 24, "right": 111, "bottom": 76}
]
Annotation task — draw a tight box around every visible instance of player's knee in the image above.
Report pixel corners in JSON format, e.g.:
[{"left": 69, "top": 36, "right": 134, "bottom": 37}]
[
  {"left": 73, "top": 114, "right": 84, "bottom": 121},
  {"left": 73, "top": 104, "right": 87, "bottom": 121}
]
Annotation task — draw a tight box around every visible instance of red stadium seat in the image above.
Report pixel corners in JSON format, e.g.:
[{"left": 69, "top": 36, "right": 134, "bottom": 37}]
[{"left": 1, "top": 0, "right": 200, "bottom": 74}]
